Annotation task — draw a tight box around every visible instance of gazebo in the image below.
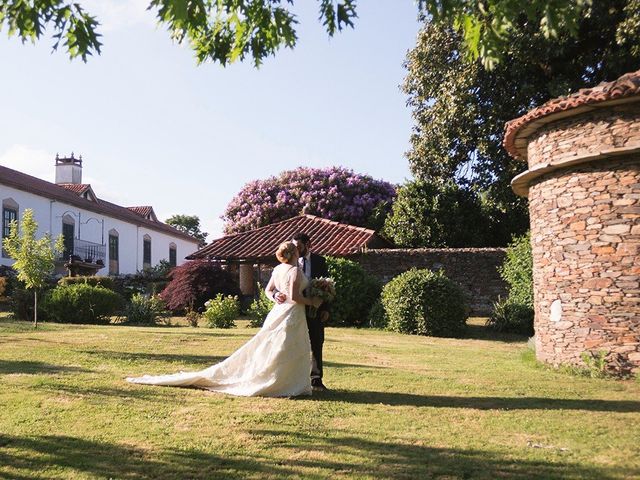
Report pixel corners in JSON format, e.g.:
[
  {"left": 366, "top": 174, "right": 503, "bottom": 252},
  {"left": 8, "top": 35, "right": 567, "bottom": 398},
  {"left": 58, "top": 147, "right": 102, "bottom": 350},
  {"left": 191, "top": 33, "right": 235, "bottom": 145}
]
[{"left": 188, "top": 214, "right": 394, "bottom": 295}]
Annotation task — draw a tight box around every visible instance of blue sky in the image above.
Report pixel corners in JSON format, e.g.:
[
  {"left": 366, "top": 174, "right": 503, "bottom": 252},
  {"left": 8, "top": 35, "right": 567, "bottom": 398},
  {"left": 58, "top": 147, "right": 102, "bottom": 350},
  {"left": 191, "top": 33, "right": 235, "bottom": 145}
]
[{"left": 0, "top": 1, "right": 421, "bottom": 240}]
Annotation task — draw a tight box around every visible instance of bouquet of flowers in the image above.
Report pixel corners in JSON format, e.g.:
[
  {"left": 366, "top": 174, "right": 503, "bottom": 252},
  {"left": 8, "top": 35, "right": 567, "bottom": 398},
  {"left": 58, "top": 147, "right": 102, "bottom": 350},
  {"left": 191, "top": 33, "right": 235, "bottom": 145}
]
[{"left": 307, "top": 277, "right": 336, "bottom": 319}]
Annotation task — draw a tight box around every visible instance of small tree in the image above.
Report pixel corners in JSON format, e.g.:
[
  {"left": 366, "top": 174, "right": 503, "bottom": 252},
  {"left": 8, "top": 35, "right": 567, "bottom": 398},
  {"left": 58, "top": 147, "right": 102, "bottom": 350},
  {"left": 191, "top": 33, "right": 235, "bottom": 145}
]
[
  {"left": 2, "top": 209, "right": 63, "bottom": 327},
  {"left": 165, "top": 214, "right": 208, "bottom": 246},
  {"left": 159, "top": 260, "right": 241, "bottom": 313}
]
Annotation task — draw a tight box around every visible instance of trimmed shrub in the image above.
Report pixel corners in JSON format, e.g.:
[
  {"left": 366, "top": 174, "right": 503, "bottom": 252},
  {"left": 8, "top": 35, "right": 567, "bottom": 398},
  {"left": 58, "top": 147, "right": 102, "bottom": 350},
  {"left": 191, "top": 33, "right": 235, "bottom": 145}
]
[
  {"left": 487, "top": 297, "right": 534, "bottom": 335},
  {"left": 0, "top": 266, "right": 18, "bottom": 297},
  {"left": 112, "top": 273, "right": 169, "bottom": 300},
  {"left": 203, "top": 294, "right": 239, "bottom": 328},
  {"left": 381, "top": 268, "right": 468, "bottom": 337},
  {"left": 0, "top": 276, "right": 7, "bottom": 304},
  {"left": 160, "top": 260, "right": 241, "bottom": 313},
  {"left": 126, "top": 294, "right": 168, "bottom": 325},
  {"left": 58, "top": 275, "right": 116, "bottom": 290},
  {"left": 367, "top": 298, "right": 388, "bottom": 329},
  {"left": 44, "top": 284, "right": 123, "bottom": 324},
  {"left": 10, "top": 288, "right": 49, "bottom": 321},
  {"left": 326, "top": 257, "right": 381, "bottom": 327},
  {"left": 247, "top": 283, "right": 272, "bottom": 328},
  {"left": 487, "top": 232, "right": 534, "bottom": 334}
]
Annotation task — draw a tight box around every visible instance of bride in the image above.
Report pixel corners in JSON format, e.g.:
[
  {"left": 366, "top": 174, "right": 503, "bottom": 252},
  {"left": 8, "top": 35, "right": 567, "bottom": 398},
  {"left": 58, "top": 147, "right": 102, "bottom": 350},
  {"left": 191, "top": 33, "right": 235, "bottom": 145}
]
[{"left": 125, "top": 241, "right": 322, "bottom": 397}]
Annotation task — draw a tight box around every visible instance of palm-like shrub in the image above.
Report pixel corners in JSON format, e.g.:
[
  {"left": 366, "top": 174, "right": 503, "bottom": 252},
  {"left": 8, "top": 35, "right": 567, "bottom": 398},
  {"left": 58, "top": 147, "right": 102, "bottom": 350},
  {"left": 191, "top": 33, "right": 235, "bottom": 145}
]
[
  {"left": 381, "top": 268, "right": 468, "bottom": 337},
  {"left": 159, "top": 260, "right": 241, "bottom": 313},
  {"left": 126, "top": 294, "right": 168, "bottom": 325}
]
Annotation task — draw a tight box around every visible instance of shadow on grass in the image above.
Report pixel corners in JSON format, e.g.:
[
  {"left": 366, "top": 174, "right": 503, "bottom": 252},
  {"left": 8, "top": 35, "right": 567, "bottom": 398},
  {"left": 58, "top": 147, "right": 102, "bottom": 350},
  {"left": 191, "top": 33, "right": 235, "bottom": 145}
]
[
  {"left": 325, "top": 361, "right": 389, "bottom": 370},
  {"left": 128, "top": 330, "right": 255, "bottom": 338},
  {"left": 0, "top": 432, "right": 635, "bottom": 480},
  {"left": 0, "top": 360, "right": 93, "bottom": 375},
  {"left": 80, "top": 350, "right": 228, "bottom": 366},
  {"left": 461, "top": 322, "right": 529, "bottom": 343},
  {"left": 305, "top": 389, "right": 640, "bottom": 413},
  {"left": 37, "top": 382, "right": 175, "bottom": 402}
]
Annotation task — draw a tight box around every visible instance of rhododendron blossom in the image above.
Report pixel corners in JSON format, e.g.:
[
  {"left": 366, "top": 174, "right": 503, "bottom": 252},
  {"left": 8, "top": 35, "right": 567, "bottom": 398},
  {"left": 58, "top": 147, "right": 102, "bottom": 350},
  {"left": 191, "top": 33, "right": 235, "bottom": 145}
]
[{"left": 222, "top": 167, "right": 396, "bottom": 234}]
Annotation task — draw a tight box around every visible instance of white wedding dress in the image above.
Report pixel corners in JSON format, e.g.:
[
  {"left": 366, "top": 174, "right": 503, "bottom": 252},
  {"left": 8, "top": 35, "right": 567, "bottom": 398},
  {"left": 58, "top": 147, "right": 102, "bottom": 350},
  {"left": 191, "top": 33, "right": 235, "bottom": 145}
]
[{"left": 126, "top": 264, "right": 312, "bottom": 397}]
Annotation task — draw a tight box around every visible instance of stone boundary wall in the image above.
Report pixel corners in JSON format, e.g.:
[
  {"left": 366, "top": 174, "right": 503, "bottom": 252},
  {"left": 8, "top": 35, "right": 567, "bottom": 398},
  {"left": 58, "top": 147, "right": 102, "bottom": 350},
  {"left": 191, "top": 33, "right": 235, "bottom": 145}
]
[{"left": 355, "top": 248, "right": 508, "bottom": 317}]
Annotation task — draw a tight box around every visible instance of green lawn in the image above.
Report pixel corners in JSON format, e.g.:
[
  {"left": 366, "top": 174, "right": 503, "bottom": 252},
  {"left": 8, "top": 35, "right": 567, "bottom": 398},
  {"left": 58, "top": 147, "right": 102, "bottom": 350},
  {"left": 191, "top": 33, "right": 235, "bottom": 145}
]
[{"left": 1, "top": 315, "right": 638, "bottom": 479}]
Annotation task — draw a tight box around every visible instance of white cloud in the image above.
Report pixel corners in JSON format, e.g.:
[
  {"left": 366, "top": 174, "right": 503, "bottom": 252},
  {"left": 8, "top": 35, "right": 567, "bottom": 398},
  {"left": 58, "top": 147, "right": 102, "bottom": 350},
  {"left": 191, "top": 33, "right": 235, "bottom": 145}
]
[{"left": 0, "top": 144, "right": 56, "bottom": 181}]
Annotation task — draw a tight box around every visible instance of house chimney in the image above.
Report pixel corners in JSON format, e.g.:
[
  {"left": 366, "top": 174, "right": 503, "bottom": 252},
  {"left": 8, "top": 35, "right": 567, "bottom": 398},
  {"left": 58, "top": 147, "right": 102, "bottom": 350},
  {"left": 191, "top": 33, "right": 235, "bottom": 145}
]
[{"left": 55, "top": 153, "right": 83, "bottom": 184}]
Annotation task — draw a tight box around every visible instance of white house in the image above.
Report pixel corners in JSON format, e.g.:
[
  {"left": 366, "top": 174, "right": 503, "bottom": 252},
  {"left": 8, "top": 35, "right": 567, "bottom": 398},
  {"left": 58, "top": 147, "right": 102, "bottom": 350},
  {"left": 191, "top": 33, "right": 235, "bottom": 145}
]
[{"left": 1, "top": 154, "right": 200, "bottom": 275}]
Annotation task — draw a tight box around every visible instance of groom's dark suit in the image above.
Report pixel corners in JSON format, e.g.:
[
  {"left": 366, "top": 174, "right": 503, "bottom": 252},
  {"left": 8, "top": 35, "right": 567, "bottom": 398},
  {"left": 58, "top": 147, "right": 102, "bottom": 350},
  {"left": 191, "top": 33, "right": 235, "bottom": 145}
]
[{"left": 303, "top": 252, "right": 329, "bottom": 382}]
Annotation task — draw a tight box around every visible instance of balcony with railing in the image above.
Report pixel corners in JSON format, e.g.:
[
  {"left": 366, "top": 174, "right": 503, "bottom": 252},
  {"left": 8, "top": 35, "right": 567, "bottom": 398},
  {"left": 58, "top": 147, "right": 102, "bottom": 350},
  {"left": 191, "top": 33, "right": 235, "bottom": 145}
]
[{"left": 59, "top": 238, "right": 106, "bottom": 266}]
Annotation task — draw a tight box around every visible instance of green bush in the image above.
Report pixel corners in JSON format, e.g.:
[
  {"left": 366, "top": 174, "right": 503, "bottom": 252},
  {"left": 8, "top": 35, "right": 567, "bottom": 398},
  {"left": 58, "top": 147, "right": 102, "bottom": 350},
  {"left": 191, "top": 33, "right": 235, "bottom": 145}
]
[
  {"left": 367, "top": 298, "right": 388, "bottom": 329},
  {"left": 44, "top": 284, "right": 123, "bottom": 324},
  {"left": 126, "top": 293, "right": 168, "bottom": 325},
  {"left": 203, "top": 294, "right": 239, "bottom": 328},
  {"left": 10, "top": 288, "right": 49, "bottom": 321},
  {"left": 486, "top": 297, "right": 534, "bottom": 335},
  {"left": 488, "top": 232, "right": 534, "bottom": 335},
  {"left": 247, "top": 283, "right": 272, "bottom": 328},
  {"left": 58, "top": 275, "right": 116, "bottom": 290},
  {"left": 499, "top": 232, "right": 533, "bottom": 306},
  {"left": 381, "top": 268, "right": 468, "bottom": 337},
  {"left": 326, "top": 257, "right": 381, "bottom": 327}
]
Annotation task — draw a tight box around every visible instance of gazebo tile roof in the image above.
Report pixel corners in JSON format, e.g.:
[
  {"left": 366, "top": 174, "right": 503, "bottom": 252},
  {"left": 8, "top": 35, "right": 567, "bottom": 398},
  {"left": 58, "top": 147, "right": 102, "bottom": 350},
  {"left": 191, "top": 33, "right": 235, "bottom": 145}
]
[{"left": 188, "top": 214, "right": 392, "bottom": 261}]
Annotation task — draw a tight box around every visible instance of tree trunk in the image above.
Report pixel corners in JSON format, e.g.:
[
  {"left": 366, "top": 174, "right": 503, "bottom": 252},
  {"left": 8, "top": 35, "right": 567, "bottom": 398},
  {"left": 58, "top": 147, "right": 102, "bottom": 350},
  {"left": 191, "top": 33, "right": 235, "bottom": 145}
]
[{"left": 33, "top": 290, "right": 38, "bottom": 329}]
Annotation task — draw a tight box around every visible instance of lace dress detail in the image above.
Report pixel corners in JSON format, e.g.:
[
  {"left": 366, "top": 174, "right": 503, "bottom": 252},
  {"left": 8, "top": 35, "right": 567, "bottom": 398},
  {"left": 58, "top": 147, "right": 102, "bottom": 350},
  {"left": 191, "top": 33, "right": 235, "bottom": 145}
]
[{"left": 126, "top": 264, "right": 312, "bottom": 397}]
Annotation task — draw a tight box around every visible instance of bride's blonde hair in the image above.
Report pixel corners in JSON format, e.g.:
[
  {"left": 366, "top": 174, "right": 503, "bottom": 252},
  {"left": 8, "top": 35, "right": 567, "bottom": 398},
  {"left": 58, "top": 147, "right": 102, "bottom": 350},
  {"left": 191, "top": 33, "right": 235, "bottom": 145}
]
[{"left": 276, "top": 241, "right": 298, "bottom": 264}]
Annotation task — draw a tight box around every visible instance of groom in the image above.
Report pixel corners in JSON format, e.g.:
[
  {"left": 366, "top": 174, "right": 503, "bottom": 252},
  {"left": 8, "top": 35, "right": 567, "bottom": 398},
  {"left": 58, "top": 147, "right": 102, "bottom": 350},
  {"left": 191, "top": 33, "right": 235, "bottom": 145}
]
[{"left": 292, "top": 233, "right": 330, "bottom": 392}]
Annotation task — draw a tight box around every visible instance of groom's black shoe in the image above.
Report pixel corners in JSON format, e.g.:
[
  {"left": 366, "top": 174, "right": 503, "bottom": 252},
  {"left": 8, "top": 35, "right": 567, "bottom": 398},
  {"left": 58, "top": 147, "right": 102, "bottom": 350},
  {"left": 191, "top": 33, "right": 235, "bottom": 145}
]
[{"left": 311, "top": 379, "right": 328, "bottom": 392}]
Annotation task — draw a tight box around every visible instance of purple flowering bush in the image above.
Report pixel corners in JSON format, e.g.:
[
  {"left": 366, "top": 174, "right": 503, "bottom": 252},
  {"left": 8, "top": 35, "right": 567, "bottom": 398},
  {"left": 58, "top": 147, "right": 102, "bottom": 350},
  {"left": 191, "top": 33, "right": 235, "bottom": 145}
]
[{"left": 222, "top": 167, "right": 396, "bottom": 234}]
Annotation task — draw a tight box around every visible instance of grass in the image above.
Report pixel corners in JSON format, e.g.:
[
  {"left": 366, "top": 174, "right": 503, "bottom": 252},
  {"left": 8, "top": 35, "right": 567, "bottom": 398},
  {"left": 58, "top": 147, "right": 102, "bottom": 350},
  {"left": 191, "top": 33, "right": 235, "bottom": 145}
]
[{"left": 1, "top": 315, "right": 639, "bottom": 479}]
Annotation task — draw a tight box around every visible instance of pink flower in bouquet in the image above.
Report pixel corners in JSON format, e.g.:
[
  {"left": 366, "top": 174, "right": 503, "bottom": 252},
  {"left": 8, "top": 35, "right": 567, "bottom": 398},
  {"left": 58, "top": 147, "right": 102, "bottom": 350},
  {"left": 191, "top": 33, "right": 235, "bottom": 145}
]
[{"left": 307, "top": 277, "right": 336, "bottom": 318}]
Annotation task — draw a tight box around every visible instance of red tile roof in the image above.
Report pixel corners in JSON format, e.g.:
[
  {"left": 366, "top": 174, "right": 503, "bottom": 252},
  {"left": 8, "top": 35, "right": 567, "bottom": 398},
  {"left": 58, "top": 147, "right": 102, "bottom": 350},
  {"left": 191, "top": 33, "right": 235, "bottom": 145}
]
[
  {"left": 188, "top": 214, "right": 394, "bottom": 262},
  {"left": 0, "top": 164, "right": 199, "bottom": 244},
  {"left": 504, "top": 69, "right": 640, "bottom": 160},
  {"left": 59, "top": 183, "right": 92, "bottom": 195},
  {"left": 127, "top": 206, "right": 155, "bottom": 219}
]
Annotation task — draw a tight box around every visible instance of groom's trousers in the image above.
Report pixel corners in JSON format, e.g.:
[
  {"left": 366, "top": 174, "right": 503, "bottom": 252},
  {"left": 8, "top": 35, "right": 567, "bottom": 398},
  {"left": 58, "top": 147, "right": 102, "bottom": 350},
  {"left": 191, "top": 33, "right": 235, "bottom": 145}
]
[{"left": 306, "top": 315, "right": 324, "bottom": 380}]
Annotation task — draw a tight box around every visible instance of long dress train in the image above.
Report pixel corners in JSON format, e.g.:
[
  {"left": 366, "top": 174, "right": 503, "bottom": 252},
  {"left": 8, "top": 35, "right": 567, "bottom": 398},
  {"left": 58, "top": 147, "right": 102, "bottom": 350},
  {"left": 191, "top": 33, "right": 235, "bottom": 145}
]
[{"left": 126, "top": 264, "right": 312, "bottom": 397}]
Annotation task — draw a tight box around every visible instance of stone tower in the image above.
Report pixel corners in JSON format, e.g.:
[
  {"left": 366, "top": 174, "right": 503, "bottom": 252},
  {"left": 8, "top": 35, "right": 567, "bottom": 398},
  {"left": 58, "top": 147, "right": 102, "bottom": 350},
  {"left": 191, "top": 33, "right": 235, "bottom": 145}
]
[{"left": 504, "top": 70, "right": 640, "bottom": 375}]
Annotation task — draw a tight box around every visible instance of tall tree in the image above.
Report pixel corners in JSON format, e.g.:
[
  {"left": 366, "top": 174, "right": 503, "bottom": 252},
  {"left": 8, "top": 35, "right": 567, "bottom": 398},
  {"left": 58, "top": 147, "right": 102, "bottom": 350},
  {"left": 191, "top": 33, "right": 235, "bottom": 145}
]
[
  {"left": 166, "top": 214, "right": 208, "bottom": 245},
  {"left": 382, "top": 178, "right": 489, "bottom": 248},
  {"left": 3, "top": 209, "right": 63, "bottom": 328},
  {"left": 403, "top": 0, "right": 640, "bottom": 245},
  {"left": 0, "top": 1, "right": 588, "bottom": 67}
]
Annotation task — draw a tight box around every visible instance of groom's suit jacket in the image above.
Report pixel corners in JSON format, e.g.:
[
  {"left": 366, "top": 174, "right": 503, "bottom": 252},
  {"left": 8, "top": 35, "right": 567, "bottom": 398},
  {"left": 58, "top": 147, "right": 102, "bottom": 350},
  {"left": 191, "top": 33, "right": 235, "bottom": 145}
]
[{"left": 308, "top": 252, "right": 328, "bottom": 280}]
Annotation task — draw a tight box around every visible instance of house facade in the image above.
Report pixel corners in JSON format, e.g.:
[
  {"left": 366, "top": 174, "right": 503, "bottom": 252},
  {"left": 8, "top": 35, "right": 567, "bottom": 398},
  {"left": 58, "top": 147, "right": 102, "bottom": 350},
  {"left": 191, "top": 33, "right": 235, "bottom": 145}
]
[{"left": 1, "top": 155, "right": 200, "bottom": 275}]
